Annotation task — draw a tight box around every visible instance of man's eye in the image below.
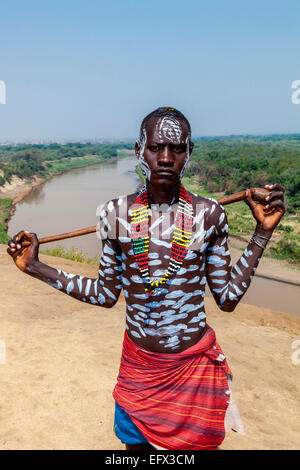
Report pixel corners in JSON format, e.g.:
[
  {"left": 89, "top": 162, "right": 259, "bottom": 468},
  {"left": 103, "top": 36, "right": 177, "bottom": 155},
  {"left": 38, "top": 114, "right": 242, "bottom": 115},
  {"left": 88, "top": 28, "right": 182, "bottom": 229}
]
[
  {"left": 173, "top": 146, "right": 186, "bottom": 153},
  {"left": 149, "top": 146, "right": 159, "bottom": 151}
]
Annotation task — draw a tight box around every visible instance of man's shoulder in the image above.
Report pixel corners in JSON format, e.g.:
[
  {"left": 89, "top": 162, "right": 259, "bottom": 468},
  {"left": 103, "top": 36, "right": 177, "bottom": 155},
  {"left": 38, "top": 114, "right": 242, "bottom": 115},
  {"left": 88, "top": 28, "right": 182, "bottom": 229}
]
[
  {"left": 187, "top": 190, "right": 228, "bottom": 237},
  {"left": 187, "top": 190, "right": 225, "bottom": 215},
  {"left": 100, "top": 191, "right": 140, "bottom": 215}
]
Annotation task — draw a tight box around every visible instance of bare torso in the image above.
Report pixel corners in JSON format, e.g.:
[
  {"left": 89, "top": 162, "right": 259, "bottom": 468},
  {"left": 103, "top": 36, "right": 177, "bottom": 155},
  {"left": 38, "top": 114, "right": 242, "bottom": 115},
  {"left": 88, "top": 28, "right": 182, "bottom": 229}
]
[{"left": 100, "top": 191, "right": 233, "bottom": 353}]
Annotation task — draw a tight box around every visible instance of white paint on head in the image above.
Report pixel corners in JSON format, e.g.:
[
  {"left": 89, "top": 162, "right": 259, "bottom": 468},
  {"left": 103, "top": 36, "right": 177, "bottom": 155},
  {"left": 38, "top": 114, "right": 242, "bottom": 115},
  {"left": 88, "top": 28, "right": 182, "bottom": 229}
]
[
  {"left": 137, "top": 128, "right": 151, "bottom": 180},
  {"left": 155, "top": 117, "right": 182, "bottom": 144},
  {"left": 138, "top": 115, "right": 191, "bottom": 181},
  {"left": 180, "top": 136, "right": 191, "bottom": 179},
  {"left": 155, "top": 117, "right": 190, "bottom": 178}
]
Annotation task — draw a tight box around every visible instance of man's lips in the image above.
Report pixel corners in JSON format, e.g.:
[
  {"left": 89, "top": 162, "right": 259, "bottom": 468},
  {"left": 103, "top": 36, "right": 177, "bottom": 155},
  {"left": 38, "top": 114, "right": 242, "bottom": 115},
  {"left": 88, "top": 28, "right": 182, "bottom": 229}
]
[{"left": 154, "top": 169, "right": 177, "bottom": 176}]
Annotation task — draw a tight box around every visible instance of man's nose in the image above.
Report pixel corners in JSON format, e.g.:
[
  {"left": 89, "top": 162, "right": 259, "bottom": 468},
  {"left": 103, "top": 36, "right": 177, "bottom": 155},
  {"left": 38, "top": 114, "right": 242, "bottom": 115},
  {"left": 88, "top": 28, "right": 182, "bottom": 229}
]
[{"left": 157, "top": 146, "right": 175, "bottom": 166}]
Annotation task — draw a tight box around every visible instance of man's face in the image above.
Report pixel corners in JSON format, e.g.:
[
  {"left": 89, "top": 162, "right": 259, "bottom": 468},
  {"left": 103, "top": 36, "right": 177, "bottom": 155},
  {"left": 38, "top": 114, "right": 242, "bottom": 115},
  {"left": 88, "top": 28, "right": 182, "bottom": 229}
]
[{"left": 135, "top": 116, "right": 193, "bottom": 189}]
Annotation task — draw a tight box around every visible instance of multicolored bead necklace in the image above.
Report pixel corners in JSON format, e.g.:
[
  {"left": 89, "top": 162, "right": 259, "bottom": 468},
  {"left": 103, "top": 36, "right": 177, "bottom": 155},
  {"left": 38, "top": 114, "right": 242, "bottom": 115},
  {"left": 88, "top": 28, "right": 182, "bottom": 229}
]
[{"left": 130, "top": 184, "right": 194, "bottom": 296}]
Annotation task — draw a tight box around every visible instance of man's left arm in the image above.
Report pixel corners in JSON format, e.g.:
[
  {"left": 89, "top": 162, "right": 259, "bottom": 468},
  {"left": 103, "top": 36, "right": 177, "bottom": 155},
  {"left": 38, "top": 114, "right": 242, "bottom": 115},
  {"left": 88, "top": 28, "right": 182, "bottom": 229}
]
[{"left": 206, "top": 183, "right": 285, "bottom": 312}]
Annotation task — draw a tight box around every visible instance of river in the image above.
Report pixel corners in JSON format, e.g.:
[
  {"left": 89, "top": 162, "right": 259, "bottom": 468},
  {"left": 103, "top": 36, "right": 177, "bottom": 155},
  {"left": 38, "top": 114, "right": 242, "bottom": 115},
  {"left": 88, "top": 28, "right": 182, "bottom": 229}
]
[
  {"left": 8, "top": 156, "right": 140, "bottom": 259},
  {"left": 8, "top": 155, "right": 300, "bottom": 316}
]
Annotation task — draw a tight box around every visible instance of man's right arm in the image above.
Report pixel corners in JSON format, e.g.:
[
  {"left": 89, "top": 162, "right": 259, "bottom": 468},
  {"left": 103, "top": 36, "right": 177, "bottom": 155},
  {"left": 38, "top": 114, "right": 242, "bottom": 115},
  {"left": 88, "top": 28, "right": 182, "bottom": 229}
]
[{"left": 7, "top": 230, "right": 123, "bottom": 308}]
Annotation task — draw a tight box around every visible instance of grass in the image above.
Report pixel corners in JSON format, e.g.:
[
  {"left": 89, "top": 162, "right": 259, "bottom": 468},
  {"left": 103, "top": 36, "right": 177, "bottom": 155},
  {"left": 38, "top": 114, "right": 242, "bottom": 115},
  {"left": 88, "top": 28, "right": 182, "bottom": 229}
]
[
  {"left": 45, "top": 154, "right": 108, "bottom": 174},
  {"left": 42, "top": 149, "right": 130, "bottom": 176},
  {"left": 0, "top": 198, "right": 13, "bottom": 243},
  {"left": 117, "top": 149, "right": 135, "bottom": 158},
  {"left": 268, "top": 232, "right": 300, "bottom": 262},
  {"left": 40, "top": 245, "right": 99, "bottom": 265},
  {"left": 135, "top": 165, "right": 145, "bottom": 181}
]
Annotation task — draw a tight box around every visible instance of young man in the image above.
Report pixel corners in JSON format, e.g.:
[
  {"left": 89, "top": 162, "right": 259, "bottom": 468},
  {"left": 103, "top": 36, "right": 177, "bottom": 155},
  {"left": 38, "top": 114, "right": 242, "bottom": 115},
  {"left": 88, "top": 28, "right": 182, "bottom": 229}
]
[{"left": 7, "top": 107, "right": 285, "bottom": 450}]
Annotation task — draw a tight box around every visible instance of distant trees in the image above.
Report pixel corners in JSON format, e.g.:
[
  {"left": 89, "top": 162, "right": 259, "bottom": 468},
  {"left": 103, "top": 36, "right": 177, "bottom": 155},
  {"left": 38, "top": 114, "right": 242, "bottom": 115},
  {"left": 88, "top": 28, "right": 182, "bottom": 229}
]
[
  {"left": 186, "top": 135, "right": 300, "bottom": 213},
  {"left": 0, "top": 142, "right": 120, "bottom": 186}
]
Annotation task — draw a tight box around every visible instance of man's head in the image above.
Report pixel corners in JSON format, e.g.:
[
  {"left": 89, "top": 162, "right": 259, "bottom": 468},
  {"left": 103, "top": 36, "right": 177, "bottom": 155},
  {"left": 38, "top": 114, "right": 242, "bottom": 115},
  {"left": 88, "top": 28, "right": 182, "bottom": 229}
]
[{"left": 135, "top": 107, "right": 194, "bottom": 189}]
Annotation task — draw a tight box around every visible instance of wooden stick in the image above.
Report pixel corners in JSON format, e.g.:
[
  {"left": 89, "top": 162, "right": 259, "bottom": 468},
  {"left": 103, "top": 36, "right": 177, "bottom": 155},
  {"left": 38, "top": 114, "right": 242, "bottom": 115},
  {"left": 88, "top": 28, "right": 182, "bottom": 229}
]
[
  {"left": 38, "top": 225, "right": 97, "bottom": 245},
  {"left": 23, "top": 187, "right": 269, "bottom": 246},
  {"left": 217, "top": 187, "right": 269, "bottom": 206}
]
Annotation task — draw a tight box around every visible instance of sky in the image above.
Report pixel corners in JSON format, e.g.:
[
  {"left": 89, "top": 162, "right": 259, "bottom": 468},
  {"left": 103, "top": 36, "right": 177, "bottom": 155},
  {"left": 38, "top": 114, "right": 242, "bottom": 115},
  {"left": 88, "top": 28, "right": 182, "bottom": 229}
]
[{"left": 0, "top": 0, "right": 300, "bottom": 142}]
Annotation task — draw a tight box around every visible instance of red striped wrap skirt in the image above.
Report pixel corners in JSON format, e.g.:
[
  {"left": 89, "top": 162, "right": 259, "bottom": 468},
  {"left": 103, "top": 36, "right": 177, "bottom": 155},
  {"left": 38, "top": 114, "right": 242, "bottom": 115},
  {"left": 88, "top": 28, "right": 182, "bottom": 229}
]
[{"left": 113, "top": 325, "right": 232, "bottom": 450}]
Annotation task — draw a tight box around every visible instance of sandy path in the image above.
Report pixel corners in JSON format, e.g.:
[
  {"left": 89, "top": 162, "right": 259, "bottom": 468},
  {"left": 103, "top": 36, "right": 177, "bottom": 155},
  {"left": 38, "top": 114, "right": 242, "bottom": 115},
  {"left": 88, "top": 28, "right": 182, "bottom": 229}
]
[{"left": 0, "top": 244, "right": 300, "bottom": 450}]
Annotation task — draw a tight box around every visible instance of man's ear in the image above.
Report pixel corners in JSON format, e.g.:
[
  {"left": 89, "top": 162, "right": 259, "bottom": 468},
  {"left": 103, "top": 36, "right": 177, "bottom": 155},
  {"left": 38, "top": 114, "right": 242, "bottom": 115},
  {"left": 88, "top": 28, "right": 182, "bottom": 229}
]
[
  {"left": 135, "top": 141, "right": 140, "bottom": 158},
  {"left": 189, "top": 141, "right": 194, "bottom": 156}
]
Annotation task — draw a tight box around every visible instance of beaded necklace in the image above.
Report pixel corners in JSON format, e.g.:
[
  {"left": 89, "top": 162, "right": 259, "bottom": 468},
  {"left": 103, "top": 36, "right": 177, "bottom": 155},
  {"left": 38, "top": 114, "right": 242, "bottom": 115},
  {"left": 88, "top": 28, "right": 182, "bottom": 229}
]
[{"left": 130, "top": 184, "right": 193, "bottom": 296}]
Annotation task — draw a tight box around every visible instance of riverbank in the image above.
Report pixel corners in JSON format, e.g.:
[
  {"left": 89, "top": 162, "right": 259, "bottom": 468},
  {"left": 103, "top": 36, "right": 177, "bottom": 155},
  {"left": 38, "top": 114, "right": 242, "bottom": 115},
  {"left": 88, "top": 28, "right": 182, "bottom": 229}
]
[
  {"left": 0, "top": 165, "right": 107, "bottom": 242},
  {"left": 1, "top": 244, "right": 299, "bottom": 450},
  {"left": 0, "top": 150, "right": 134, "bottom": 242},
  {"left": 0, "top": 174, "right": 58, "bottom": 243}
]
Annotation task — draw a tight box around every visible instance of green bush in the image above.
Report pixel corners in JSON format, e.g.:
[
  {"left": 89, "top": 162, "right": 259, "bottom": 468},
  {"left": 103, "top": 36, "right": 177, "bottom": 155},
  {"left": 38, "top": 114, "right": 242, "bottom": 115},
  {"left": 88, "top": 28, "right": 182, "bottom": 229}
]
[{"left": 270, "top": 234, "right": 300, "bottom": 264}]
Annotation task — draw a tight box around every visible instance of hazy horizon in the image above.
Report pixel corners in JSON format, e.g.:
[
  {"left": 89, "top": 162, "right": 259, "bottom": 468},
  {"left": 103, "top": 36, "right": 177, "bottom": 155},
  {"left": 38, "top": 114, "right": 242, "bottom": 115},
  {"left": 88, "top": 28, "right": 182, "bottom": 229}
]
[
  {"left": 3, "top": 130, "right": 300, "bottom": 145},
  {"left": 1, "top": 0, "right": 300, "bottom": 142},
  {"left": 1, "top": 130, "right": 300, "bottom": 146}
]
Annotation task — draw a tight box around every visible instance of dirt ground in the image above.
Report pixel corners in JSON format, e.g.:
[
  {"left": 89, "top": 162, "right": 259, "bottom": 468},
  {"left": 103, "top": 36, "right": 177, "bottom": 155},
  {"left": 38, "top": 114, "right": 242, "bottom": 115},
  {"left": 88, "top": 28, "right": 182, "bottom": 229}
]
[{"left": 0, "top": 244, "right": 300, "bottom": 450}]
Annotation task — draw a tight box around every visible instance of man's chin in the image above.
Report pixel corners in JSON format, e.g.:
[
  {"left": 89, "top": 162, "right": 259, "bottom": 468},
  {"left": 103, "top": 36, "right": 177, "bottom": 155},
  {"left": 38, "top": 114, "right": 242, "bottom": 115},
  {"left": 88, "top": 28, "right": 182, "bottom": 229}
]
[{"left": 150, "top": 173, "right": 180, "bottom": 187}]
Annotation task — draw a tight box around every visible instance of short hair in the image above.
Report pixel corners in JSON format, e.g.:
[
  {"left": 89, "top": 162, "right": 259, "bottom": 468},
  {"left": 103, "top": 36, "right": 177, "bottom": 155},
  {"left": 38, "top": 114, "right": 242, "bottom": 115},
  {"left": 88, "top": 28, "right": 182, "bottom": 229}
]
[{"left": 139, "top": 106, "right": 191, "bottom": 142}]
